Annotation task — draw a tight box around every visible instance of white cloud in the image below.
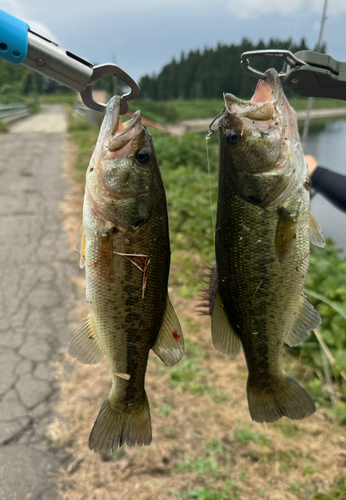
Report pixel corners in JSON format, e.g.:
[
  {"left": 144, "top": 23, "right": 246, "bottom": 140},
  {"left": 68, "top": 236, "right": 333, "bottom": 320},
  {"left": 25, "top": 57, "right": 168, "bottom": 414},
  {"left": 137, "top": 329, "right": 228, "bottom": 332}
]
[
  {"left": 226, "top": 0, "right": 346, "bottom": 19},
  {"left": 1, "top": 0, "right": 59, "bottom": 43}
]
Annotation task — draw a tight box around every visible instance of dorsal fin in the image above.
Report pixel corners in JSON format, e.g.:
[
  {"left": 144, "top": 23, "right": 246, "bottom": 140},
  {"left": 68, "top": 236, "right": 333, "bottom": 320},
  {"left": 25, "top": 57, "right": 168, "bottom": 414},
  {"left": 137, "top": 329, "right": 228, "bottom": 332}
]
[{"left": 196, "top": 263, "right": 218, "bottom": 315}]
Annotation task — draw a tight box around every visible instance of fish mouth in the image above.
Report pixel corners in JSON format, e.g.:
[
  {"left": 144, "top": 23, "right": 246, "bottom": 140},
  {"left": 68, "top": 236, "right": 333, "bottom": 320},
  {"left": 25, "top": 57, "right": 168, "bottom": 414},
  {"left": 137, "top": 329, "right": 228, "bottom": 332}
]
[
  {"left": 108, "top": 110, "right": 143, "bottom": 153},
  {"left": 224, "top": 69, "right": 281, "bottom": 121}
]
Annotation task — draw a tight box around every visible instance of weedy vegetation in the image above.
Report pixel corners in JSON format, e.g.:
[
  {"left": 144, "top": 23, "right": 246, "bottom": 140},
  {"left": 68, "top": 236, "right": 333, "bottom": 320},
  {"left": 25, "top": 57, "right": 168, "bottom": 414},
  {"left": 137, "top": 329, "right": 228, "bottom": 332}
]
[{"left": 0, "top": 119, "right": 9, "bottom": 133}]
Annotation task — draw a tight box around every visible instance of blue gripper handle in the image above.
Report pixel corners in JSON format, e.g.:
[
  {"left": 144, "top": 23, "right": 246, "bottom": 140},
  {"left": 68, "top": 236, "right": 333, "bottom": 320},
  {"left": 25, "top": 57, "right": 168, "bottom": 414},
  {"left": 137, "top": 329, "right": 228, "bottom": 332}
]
[{"left": 0, "top": 10, "right": 29, "bottom": 64}]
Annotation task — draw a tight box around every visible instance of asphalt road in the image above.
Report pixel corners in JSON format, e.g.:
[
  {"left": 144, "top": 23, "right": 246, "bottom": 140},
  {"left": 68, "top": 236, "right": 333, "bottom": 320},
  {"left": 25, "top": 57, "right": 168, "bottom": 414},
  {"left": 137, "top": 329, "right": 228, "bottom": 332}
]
[{"left": 0, "top": 106, "right": 80, "bottom": 500}]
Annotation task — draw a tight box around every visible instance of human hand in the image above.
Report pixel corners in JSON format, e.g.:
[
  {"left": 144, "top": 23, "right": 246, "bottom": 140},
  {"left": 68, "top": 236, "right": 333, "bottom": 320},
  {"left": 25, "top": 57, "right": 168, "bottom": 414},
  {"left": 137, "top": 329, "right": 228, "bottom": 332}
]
[{"left": 305, "top": 155, "right": 318, "bottom": 177}]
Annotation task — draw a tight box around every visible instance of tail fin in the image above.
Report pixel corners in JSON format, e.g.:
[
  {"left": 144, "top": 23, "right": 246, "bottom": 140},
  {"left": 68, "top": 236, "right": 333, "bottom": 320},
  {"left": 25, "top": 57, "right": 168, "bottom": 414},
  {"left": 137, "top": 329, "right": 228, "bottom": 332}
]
[
  {"left": 89, "top": 391, "right": 151, "bottom": 454},
  {"left": 247, "top": 373, "right": 315, "bottom": 423}
]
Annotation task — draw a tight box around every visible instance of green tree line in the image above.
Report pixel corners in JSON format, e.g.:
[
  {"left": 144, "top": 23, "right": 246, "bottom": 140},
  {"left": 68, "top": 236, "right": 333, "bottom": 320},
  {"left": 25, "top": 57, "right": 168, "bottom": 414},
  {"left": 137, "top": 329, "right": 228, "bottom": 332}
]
[
  {"left": 139, "top": 38, "right": 309, "bottom": 100},
  {"left": 0, "top": 60, "right": 75, "bottom": 104}
]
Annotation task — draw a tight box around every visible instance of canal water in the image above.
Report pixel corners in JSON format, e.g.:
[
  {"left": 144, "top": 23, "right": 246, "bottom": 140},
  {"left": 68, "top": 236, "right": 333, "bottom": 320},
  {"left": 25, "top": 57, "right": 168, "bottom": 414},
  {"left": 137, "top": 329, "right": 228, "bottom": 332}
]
[{"left": 304, "top": 118, "right": 346, "bottom": 252}]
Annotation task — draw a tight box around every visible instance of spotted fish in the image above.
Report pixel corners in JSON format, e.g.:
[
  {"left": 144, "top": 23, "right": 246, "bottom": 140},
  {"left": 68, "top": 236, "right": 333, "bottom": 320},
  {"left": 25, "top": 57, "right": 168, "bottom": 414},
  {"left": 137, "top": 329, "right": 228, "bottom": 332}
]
[
  {"left": 68, "top": 96, "right": 184, "bottom": 454},
  {"left": 211, "top": 69, "right": 324, "bottom": 423}
]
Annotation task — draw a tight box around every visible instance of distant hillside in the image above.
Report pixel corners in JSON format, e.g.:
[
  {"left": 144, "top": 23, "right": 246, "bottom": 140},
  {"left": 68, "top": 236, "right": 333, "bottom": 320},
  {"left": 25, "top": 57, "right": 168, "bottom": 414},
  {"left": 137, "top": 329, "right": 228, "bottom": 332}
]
[{"left": 139, "top": 38, "right": 309, "bottom": 100}]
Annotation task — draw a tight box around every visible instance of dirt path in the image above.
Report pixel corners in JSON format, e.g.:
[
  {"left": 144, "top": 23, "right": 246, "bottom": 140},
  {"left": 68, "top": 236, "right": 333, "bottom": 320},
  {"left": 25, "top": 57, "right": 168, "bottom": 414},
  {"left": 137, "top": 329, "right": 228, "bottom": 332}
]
[{"left": 0, "top": 106, "right": 80, "bottom": 500}]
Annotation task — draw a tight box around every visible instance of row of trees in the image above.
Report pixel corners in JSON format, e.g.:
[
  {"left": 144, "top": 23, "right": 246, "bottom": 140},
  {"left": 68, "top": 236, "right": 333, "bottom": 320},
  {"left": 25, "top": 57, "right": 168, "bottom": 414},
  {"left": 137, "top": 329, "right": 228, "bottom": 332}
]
[
  {"left": 0, "top": 60, "right": 74, "bottom": 104},
  {"left": 139, "top": 38, "right": 310, "bottom": 100}
]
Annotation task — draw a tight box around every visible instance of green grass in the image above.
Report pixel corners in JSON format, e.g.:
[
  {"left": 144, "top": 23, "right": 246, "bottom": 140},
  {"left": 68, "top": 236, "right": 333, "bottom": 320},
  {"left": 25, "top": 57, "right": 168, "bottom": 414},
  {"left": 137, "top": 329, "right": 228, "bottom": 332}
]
[
  {"left": 313, "top": 474, "right": 346, "bottom": 499},
  {"left": 290, "top": 96, "right": 346, "bottom": 111},
  {"left": 67, "top": 116, "right": 98, "bottom": 181},
  {"left": 129, "top": 99, "right": 223, "bottom": 124},
  {"left": 174, "top": 456, "right": 220, "bottom": 476},
  {"left": 180, "top": 480, "right": 240, "bottom": 500},
  {"left": 0, "top": 120, "right": 9, "bottom": 133},
  {"left": 157, "top": 403, "right": 174, "bottom": 418},
  {"left": 233, "top": 424, "right": 271, "bottom": 446},
  {"left": 129, "top": 97, "right": 346, "bottom": 124},
  {"left": 272, "top": 420, "right": 301, "bottom": 438},
  {"left": 39, "top": 93, "right": 78, "bottom": 105},
  {"left": 169, "top": 339, "right": 203, "bottom": 390}
]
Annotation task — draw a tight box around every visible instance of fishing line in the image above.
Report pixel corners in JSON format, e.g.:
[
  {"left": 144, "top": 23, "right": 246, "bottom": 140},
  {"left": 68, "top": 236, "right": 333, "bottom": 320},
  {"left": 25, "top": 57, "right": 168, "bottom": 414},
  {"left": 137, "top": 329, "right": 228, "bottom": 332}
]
[
  {"left": 205, "top": 134, "right": 216, "bottom": 238},
  {"left": 205, "top": 111, "right": 223, "bottom": 238},
  {"left": 282, "top": 6, "right": 304, "bottom": 73},
  {"left": 207, "top": 111, "right": 222, "bottom": 139}
]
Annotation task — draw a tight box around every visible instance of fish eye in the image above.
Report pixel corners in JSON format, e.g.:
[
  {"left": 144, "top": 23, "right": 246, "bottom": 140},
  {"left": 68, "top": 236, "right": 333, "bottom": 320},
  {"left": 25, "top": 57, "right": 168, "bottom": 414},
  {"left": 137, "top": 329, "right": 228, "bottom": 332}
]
[
  {"left": 227, "top": 129, "right": 241, "bottom": 145},
  {"left": 136, "top": 148, "right": 150, "bottom": 165}
]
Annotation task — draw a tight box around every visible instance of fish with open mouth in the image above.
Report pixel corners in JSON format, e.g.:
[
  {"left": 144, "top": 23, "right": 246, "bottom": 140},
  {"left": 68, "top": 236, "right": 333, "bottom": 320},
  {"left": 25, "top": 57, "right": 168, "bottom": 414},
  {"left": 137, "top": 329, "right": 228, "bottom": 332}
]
[
  {"left": 68, "top": 96, "right": 184, "bottom": 454},
  {"left": 208, "top": 69, "right": 324, "bottom": 423}
]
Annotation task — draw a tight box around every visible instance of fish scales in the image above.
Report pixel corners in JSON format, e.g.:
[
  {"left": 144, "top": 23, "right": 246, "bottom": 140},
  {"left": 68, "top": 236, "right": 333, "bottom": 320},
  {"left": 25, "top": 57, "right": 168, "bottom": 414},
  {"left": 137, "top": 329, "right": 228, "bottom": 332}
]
[
  {"left": 68, "top": 96, "right": 184, "bottom": 454},
  {"left": 216, "top": 189, "right": 310, "bottom": 382},
  {"left": 84, "top": 197, "right": 169, "bottom": 402},
  {"left": 211, "top": 69, "right": 324, "bottom": 423}
]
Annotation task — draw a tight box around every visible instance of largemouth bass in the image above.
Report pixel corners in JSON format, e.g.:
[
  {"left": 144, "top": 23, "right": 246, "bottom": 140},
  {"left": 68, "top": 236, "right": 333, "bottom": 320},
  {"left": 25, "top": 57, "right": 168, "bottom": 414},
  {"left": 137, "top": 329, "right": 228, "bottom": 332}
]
[
  {"left": 211, "top": 69, "right": 324, "bottom": 423},
  {"left": 68, "top": 96, "right": 184, "bottom": 454}
]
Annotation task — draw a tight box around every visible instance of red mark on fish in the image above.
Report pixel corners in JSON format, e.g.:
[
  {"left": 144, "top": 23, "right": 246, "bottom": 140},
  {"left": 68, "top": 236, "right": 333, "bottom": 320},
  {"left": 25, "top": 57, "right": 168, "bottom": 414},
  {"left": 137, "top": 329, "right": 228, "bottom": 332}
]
[
  {"left": 172, "top": 331, "right": 180, "bottom": 340},
  {"left": 121, "top": 324, "right": 127, "bottom": 330}
]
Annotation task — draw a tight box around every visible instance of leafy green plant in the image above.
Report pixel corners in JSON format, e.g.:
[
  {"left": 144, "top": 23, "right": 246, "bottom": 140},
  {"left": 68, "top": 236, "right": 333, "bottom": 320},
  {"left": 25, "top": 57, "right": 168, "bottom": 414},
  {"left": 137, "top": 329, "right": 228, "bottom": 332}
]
[{"left": 296, "top": 239, "right": 346, "bottom": 380}]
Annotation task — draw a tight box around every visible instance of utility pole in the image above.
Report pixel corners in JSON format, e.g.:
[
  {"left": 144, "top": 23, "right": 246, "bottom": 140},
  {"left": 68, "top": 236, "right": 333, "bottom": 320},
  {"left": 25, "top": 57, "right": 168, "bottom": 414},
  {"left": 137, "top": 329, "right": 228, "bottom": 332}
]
[{"left": 302, "top": 0, "right": 329, "bottom": 143}]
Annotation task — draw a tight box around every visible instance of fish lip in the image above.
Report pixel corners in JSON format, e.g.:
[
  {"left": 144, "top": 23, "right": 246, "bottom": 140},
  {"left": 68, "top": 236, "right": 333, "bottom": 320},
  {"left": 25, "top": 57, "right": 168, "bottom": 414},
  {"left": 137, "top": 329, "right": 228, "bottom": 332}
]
[
  {"left": 107, "top": 110, "right": 143, "bottom": 153},
  {"left": 223, "top": 69, "right": 281, "bottom": 118},
  {"left": 112, "top": 110, "right": 142, "bottom": 139}
]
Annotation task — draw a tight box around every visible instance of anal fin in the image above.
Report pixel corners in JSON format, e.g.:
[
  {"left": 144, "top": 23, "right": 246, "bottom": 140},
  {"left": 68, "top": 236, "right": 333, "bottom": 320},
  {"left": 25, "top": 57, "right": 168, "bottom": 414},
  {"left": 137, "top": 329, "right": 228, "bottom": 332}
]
[
  {"left": 152, "top": 295, "right": 184, "bottom": 366},
  {"left": 211, "top": 290, "right": 241, "bottom": 358},
  {"left": 67, "top": 314, "right": 104, "bottom": 364},
  {"left": 309, "top": 212, "right": 325, "bottom": 248},
  {"left": 285, "top": 294, "right": 321, "bottom": 347}
]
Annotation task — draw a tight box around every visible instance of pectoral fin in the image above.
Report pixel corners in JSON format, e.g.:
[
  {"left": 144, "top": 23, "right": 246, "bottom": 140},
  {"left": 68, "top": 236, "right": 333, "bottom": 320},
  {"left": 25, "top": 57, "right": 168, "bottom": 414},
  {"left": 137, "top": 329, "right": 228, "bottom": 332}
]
[
  {"left": 275, "top": 208, "right": 299, "bottom": 262},
  {"left": 211, "top": 290, "right": 241, "bottom": 358},
  {"left": 67, "top": 314, "right": 104, "bottom": 364},
  {"left": 74, "top": 225, "right": 86, "bottom": 269},
  {"left": 152, "top": 296, "right": 184, "bottom": 366},
  {"left": 285, "top": 294, "right": 321, "bottom": 347},
  {"left": 309, "top": 212, "right": 325, "bottom": 248}
]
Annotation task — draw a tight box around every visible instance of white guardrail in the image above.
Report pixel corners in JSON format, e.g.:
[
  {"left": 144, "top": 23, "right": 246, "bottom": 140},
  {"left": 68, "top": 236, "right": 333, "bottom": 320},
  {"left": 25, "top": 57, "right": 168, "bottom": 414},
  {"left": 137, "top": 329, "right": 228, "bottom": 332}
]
[{"left": 0, "top": 104, "right": 30, "bottom": 123}]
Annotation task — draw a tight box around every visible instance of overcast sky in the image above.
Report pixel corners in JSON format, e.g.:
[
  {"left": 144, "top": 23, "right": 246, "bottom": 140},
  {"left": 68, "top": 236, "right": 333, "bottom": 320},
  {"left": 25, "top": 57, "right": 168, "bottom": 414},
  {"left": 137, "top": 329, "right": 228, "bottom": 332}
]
[{"left": 2, "top": 0, "right": 346, "bottom": 86}]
